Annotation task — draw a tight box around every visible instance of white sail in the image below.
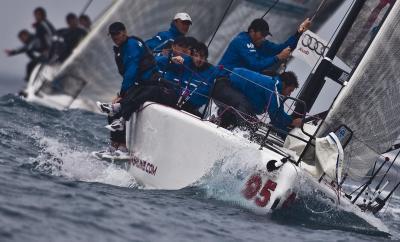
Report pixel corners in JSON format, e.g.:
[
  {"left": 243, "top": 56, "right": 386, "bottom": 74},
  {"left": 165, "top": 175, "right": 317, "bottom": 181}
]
[
  {"left": 36, "top": 0, "right": 237, "bottom": 111},
  {"left": 318, "top": 1, "right": 400, "bottom": 179}
]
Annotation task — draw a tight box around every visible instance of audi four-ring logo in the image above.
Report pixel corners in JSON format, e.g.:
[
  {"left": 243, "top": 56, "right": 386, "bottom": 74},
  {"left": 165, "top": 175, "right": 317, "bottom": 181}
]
[{"left": 301, "top": 33, "right": 328, "bottom": 56}]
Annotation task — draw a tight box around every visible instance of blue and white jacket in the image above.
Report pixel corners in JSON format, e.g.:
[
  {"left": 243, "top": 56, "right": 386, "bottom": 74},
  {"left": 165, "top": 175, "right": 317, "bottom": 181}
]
[
  {"left": 115, "top": 37, "right": 157, "bottom": 95},
  {"left": 145, "top": 22, "right": 183, "bottom": 52},
  {"left": 218, "top": 32, "right": 299, "bottom": 76},
  {"left": 230, "top": 68, "right": 292, "bottom": 131},
  {"left": 156, "top": 56, "right": 218, "bottom": 108}
]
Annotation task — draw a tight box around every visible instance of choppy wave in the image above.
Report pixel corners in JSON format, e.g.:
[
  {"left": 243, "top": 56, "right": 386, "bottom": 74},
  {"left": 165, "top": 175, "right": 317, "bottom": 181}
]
[
  {"left": 194, "top": 154, "right": 393, "bottom": 237},
  {"left": 31, "top": 132, "right": 137, "bottom": 188},
  {"left": 0, "top": 94, "right": 398, "bottom": 241}
]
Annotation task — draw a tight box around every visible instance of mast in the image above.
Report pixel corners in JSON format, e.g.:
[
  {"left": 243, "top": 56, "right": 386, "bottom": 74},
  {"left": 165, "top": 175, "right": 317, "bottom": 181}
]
[{"left": 294, "top": 0, "right": 366, "bottom": 115}]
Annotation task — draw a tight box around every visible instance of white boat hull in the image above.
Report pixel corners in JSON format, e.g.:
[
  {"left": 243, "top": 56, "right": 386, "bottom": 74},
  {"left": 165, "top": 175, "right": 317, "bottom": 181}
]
[
  {"left": 122, "top": 102, "right": 391, "bottom": 234},
  {"left": 24, "top": 64, "right": 99, "bottom": 112},
  {"left": 126, "top": 103, "right": 283, "bottom": 187},
  {"left": 124, "top": 103, "right": 304, "bottom": 211}
]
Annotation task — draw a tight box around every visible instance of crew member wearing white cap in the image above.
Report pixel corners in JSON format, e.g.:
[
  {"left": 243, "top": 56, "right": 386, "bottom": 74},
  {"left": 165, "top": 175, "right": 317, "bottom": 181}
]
[{"left": 145, "top": 12, "right": 192, "bottom": 53}]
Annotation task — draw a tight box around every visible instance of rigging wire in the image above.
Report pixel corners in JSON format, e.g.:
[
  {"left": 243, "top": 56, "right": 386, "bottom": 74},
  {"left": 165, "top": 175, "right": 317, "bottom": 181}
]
[
  {"left": 310, "top": 0, "right": 328, "bottom": 22},
  {"left": 158, "top": 2, "right": 388, "bottom": 153},
  {"left": 169, "top": 48, "right": 284, "bottom": 99},
  {"left": 374, "top": 149, "right": 400, "bottom": 194},
  {"left": 167, "top": 9, "right": 388, "bottom": 161},
  {"left": 80, "top": 0, "right": 94, "bottom": 16},
  {"left": 207, "top": 0, "right": 235, "bottom": 47},
  {"left": 301, "top": 0, "right": 398, "bottom": 182},
  {"left": 261, "top": 0, "right": 279, "bottom": 19},
  {"left": 382, "top": 167, "right": 400, "bottom": 214},
  {"left": 295, "top": 0, "right": 356, "bottom": 101}
]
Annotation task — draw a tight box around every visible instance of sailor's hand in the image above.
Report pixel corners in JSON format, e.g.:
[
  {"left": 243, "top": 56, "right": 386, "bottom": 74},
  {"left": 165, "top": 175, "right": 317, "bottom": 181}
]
[
  {"left": 171, "top": 56, "right": 184, "bottom": 64},
  {"left": 291, "top": 118, "right": 303, "bottom": 128},
  {"left": 4, "top": 49, "right": 12, "bottom": 56},
  {"left": 112, "top": 96, "right": 122, "bottom": 104},
  {"left": 298, "top": 18, "right": 311, "bottom": 33},
  {"left": 277, "top": 47, "right": 291, "bottom": 61}
]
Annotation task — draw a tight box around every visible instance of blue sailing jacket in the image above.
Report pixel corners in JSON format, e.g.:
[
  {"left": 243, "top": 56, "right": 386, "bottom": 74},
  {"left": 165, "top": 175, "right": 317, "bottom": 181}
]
[
  {"left": 230, "top": 68, "right": 293, "bottom": 131},
  {"left": 156, "top": 56, "right": 218, "bottom": 108},
  {"left": 119, "top": 38, "right": 157, "bottom": 94},
  {"left": 218, "top": 32, "right": 299, "bottom": 76},
  {"left": 145, "top": 22, "right": 183, "bottom": 51}
]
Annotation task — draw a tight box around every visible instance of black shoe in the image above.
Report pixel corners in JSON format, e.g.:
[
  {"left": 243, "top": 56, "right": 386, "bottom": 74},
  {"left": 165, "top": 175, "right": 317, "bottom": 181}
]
[
  {"left": 96, "top": 101, "right": 113, "bottom": 115},
  {"left": 105, "top": 118, "right": 125, "bottom": 131}
]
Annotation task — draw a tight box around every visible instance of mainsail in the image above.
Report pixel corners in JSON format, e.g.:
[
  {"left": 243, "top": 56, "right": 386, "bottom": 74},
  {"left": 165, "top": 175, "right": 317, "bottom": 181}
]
[
  {"left": 318, "top": 0, "right": 400, "bottom": 179},
  {"left": 337, "top": 0, "right": 395, "bottom": 68},
  {"left": 38, "top": 0, "right": 236, "bottom": 110}
]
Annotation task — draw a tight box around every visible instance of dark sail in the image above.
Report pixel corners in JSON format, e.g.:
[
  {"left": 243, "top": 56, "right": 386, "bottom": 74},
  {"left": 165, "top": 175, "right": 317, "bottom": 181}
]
[{"left": 337, "top": 0, "right": 395, "bottom": 68}]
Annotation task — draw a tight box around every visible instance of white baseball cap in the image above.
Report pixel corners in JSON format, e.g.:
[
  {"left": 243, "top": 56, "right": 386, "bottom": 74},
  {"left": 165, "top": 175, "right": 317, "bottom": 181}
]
[{"left": 173, "top": 12, "right": 192, "bottom": 23}]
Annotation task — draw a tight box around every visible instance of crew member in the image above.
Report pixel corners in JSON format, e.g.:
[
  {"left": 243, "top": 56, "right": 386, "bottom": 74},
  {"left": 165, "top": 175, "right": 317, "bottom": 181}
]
[
  {"left": 5, "top": 30, "right": 46, "bottom": 81},
  {"left": 217, "top": 18, "right": 311, "bottom": 76},
  {"left": 157, "top": 41, "right": 218, "bottom": 116},
  {"left": 213, "top": 17, "right": 310, "bottom": 129},
  {"left": 229, "top": 68, "right": 302, "bottom": 133},
  {"left": 96, "top": 22, "right": 160, "bottom": 156},
  {"left": 57, "top": 13, "right": 87, "bottom": 61},
  {"left": 145, "top": 12, "right": 192, "bottom": 52},
  {"left": 79, "top": 14, "right": 92, "bottom": 31},
  {"left": 32, "top": 7, "right": 56, "bottom": 58}
]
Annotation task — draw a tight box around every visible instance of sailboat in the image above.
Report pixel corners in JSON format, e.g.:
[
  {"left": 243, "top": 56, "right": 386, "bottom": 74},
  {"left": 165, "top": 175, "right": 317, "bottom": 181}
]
[
  {"left": 21, "top": 0, "right": 399, "bottom": 233},
  {"left": 22, "top": 0, "right": 241, "bottom": 111},
  {"left": 115, "top": 0, "right": 400, "bottom": 232},
  {"left": 22, "top": 0, "right": 341, "bottom": 112}
]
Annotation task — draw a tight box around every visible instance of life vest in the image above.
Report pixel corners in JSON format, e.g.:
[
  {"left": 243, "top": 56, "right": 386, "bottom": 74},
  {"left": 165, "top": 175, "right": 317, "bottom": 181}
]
[{"left": 113, "top": 36, "right": 156, "bottom": 77}]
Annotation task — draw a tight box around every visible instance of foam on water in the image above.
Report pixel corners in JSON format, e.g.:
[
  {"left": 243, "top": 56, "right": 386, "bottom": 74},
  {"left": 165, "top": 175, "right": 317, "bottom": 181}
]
[
  {"left": 195, "top": 151, "right": 394, "bottom": 237},
  {"left": 28, "top": 127, "right": 137, "bottom": 188},
  {"left": 1, "top": 95, "right": 398, "bottom": 240}
]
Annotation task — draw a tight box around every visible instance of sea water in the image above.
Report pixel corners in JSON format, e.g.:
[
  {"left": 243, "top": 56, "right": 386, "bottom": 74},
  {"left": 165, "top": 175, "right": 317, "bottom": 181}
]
[{"left": 0, "top": 94, "right": 399, "bottom": 242}]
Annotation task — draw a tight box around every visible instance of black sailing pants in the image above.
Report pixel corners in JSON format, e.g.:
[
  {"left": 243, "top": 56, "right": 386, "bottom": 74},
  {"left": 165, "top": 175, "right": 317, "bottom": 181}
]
[
  {"left": 118, "top": 84, "right": 178, "bottom": 120},
  {"left": 212, "top": 77, "right": 256, "bottom": 129},
  {"left": 109, "top": 83, "right": 178, "bottom": 143}
]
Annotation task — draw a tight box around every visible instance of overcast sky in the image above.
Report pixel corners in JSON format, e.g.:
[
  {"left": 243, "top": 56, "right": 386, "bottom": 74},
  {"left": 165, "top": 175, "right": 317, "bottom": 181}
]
[{"left": 0, "top": 0, "right": 112, "bottom": 94}]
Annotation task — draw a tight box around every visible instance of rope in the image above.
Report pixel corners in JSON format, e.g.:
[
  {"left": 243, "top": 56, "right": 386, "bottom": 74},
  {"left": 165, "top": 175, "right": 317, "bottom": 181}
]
[
  {"left": 163, "top": 48, "right": 311, "bottom": 128},
  {"left": 207, "top": 0, "right": 235, "bottom": 47},
  {"left": 221, "top": 65, "right": 279, "bottom": 97},
  {"left": 216, "top": 105, "right": 262, "bottom": 126},
  {"left": 137, "top": 102, "right": 157, "bottom": 112},
  {"left": 162, "top": 11, "right": 396, "bottom": 163},
  {"left": 167, "top": 33, "right": 302, "bottom": 103},
  {"left": 165, "top": 47, "right": 288, "bottom": 101},
  {"left": 168, "top": 48, "right": 389, "bottom": 172}
]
